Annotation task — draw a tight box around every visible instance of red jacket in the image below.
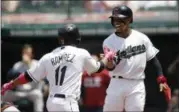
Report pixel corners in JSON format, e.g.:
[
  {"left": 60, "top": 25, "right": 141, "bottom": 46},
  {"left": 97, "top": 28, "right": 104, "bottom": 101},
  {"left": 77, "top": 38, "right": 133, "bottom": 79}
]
[{"left": 81, "top": 69, "right": 110, "bottom": 107}]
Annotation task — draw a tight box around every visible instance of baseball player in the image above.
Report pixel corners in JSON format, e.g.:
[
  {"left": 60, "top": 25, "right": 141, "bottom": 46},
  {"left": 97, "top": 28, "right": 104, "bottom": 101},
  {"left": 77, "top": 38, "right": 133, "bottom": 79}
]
[
  {"left": 102, "top": 5, "right": 171, "bottom": 111},
  {"left": 1, "top": 24, "right": 115, "bottom": 111}
]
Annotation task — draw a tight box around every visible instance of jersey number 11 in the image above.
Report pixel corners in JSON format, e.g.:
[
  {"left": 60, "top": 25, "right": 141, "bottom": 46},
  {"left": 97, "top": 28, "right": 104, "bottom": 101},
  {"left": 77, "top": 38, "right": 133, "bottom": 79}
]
[{"left": 55, "top": 66, "right": 67, "bottom": 86}]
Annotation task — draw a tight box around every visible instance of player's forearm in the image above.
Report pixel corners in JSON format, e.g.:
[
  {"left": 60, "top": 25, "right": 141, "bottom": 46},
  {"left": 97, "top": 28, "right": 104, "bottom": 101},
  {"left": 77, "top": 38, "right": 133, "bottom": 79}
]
[
  {"left": 93, "top": 57, "right": 109, "bottom": 73},
  {"left": 150, "top": 56, "right": 168, "bottom": 84},
  {"left": 11, "top": 75, "right": 28, "bottom": 88},
  {"left": 3, "top": 72, "right": 32, "bottom": 90},
  {"left": 150, "top": 56, "right": 163, "bottom": 76}
]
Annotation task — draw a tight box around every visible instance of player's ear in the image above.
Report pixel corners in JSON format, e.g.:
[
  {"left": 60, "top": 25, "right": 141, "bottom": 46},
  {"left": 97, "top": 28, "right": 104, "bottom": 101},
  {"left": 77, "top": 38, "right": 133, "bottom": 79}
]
[
  {"left": 58, "top": 37, "right": 65, "bottom": 45},
  {"left": 128, "top": 17, "right": 132, "bottom": 24}
]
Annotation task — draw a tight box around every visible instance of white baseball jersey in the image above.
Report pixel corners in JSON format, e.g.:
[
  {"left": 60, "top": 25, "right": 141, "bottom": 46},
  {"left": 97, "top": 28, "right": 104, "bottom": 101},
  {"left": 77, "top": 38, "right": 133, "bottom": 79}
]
[
  {"left": 27, "top": 46, "right": 101, "bottom": 98},
  {"left": 103, "top": 29, "right": 159, "bottom": 79}
]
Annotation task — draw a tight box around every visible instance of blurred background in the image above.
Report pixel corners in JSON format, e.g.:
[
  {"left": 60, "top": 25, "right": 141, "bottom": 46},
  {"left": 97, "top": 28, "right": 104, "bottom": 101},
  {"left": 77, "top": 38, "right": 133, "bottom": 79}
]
[{"left": 1, "top": 0, "right": 179, "bottom": 112}]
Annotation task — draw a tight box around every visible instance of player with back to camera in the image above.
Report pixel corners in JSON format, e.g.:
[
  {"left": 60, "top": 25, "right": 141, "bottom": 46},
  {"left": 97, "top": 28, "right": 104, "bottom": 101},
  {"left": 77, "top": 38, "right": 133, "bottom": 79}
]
[
  {"left": 103, "top": 5, "right": 171, "bottom": 111},
  {"left": 1, "top": 24, "right": 115, "bottom": 111}
]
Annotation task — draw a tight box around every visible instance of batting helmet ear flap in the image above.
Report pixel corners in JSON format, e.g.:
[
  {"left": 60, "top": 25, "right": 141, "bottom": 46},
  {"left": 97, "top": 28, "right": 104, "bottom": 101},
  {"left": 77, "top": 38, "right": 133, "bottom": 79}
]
[
  {"left": 130, "top": 17, "right": 133, "bottom": 23},
  {"left": 110, "top": 17, "right": 115, "bottom": 27}
]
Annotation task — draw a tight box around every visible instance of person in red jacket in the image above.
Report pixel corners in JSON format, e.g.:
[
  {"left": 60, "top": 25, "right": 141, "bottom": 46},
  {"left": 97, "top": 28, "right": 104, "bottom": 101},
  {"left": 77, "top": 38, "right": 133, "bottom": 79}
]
[{"left": 81, "top": 54, "right": 110, "bottom": 112}]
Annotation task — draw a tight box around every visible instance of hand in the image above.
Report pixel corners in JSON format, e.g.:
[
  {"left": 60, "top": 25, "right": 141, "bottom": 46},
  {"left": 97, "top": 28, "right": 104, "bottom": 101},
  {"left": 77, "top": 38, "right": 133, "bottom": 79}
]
[
  {"left": 157, "top": 75, "right": 171, "bottom": 103},
  {"left": 160, "top": 83, "right": 171, "bottom": 103},
  {"left": 103, "top": 46, "right": 116, "bottom": 61},
  {"left": 100, "top": 53, "right": 104, "bottom": 59},
  {"left": 1, "top": 81, "right": 14, "bottom": 95},
  {"left": 159, "top": 83, "right": 168, "bottom": 92}
]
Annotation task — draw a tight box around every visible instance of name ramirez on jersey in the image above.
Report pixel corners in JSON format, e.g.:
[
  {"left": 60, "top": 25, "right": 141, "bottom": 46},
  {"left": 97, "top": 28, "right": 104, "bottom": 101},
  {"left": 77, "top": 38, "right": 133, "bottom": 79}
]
[{"left": 51, "top": 53, "right": 76, "bottom": 66}]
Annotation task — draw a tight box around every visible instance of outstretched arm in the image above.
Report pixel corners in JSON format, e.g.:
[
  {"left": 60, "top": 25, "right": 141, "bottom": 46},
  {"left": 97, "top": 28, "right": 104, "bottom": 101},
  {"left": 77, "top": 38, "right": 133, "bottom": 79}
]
[
  {"left": 2, "top": 55, "right": 47, "bottom": 95},
  {"left": 149, "top": 56, "right": 163, "bottom": 76},
  {"left": 149, "top": 56, "right": 171, "bottom": 102},
  {"left": 84, "top": 48, "right": 116, "bottom": 75},
  {"left": 149, "top": 56, "right": 167, "bottom": 90},
  {"left": 1, "top": 71, "right": 33, "bottom": 95}
]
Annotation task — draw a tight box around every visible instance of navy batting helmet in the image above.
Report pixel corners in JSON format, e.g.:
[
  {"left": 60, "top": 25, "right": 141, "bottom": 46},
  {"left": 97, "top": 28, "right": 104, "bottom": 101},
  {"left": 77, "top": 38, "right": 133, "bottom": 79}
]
[
  {"left": 58, "top": 24, "right": 81, "bottom": 44},
  {"left": 109, "top": 5, "right": 133, "bottom": 26}
]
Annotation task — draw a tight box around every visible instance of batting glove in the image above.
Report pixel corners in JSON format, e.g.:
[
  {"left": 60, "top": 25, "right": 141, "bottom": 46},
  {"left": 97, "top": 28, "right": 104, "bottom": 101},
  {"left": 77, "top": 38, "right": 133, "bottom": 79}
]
[
  {"left": 157, "top": 75, "right": 171, "bottom": 103},
  {"left": 1, "top": 81, "right": 14, "bottom": 95},
  {"left": 103, "top": 46, "right": 116, "bottom": 61}
]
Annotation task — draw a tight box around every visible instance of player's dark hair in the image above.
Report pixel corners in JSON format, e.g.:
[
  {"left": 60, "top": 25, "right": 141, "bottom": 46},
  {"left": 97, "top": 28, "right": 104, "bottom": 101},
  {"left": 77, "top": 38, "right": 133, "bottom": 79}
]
[{"left": 22, "top": 44, "right": 33, "bottom": 50}]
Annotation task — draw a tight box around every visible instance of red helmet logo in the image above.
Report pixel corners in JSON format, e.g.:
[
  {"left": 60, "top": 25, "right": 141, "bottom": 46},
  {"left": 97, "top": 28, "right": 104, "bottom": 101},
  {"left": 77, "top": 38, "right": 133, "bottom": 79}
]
[{"left": 113, "top": 8, "right": 118, "bottom": 16}]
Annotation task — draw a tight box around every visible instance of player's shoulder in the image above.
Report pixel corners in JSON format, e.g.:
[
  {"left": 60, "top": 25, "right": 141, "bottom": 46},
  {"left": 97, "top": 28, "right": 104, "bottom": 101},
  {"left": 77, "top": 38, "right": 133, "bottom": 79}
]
[
  {"left": 39, "top": 52, "right": 52, "bottom": 62},
  {"left": 77, "top": 47, "right": 90, "bottom": 56},
  {"left": 132, "top": 29, "right": 149, "bottom": 39},
  {"left": 32, "top": 59, "right": 38, "bottom": 63},
  {"left": 103, "top": 33, "right": 115, "bottom": 44}
]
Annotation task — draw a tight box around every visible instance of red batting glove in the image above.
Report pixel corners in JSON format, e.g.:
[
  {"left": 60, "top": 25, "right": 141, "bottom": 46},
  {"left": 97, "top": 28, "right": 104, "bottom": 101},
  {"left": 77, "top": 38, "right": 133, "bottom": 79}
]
[
  {"left": 157, "top": 75, "right": 171, "bottom": 103},
  {"left": 1, "top": 81, "right": 14, "bottom": 95},
  {"left": 103, "top": 46, "right": 116, "bottom": 61}
]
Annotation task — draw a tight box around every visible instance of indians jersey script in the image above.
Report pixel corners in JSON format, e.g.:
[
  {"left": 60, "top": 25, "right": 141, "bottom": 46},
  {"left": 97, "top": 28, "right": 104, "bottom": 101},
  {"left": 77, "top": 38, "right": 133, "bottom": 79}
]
[
  {"left": 103, "top": 29, "right": 159, "bottom": 79},
  {"left": 27, "top": 46, "right": 101, "bottom": 98}
]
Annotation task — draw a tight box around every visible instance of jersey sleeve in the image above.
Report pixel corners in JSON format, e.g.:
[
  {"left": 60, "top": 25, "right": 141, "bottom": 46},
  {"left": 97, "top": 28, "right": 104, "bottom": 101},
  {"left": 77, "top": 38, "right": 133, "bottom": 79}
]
[
  {"left": 27, "top": 55, "right": 47, "bottom": 82},
  {"left": 144, "top": 35, "right": 159, "bottom": 61},
  {"left": 102, "top": 39, "right": 112, "bottom": 52},
  {"left": 82, "top": 50, "right": 101, "bottom": 75}
]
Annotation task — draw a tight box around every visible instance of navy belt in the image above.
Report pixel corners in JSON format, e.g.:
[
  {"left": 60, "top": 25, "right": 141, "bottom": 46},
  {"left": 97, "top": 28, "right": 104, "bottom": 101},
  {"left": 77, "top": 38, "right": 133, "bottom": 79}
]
[
  {"left": 112, "top": 76, "right": 123, "bottom": 79},
  {"left": 54, "top": 94, "right": 66, "bottom": 98},
  {"left": 112, "top": 76, "right": 143, "bottom": 80}
]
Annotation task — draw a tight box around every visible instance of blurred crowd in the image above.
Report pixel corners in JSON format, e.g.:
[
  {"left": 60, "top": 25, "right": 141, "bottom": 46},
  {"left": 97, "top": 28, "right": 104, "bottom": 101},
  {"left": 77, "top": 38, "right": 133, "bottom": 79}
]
[
  {"left": 1, "top": 44, "right": 49, "bottom": 112},
  {"left": 2, "top": 0, "right": 178, "bottom": 14},
  {"left": 167, "top": 55, "right": 179, "bottom": 112},
  {"left": 1, "top": 43, "right": 179, "bottom": 112}
]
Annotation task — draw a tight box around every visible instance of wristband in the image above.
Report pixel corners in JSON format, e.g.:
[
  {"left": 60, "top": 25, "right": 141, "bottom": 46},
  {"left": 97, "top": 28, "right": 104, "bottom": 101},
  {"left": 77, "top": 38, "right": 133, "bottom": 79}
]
[{"left": 157, "top": 75, "right": 167, "bottom": 84}]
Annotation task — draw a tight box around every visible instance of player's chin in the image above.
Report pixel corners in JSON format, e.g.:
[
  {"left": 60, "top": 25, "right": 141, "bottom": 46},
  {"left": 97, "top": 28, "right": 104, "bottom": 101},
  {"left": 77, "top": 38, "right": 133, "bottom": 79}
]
[
  {"left": 115, "top": 28, "right": 122, "bottom": 33},
  {"left": 115, "top": 30, "right": 121, "bottom": 33}
]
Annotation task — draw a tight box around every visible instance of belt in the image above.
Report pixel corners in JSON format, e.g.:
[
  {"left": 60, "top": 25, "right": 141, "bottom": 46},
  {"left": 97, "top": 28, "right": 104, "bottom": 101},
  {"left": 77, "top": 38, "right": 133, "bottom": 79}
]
[
  {"left": 54, "top": 94, "right": 66, "bottom": 98},
  {"left": 112, "top": 76, "right": 123, "bottom": 79},
  {"left": 112, "top": 75, "right": 143, "bottom": 80}
]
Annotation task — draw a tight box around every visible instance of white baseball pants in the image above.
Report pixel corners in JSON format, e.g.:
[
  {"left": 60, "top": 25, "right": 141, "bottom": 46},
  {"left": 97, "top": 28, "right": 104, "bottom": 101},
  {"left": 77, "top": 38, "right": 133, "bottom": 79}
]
[
  {"left": 46, "top": 94, "right": 79, "bottom": 112},
  {"left": 104, "top": 78, "right": 146, "bottom": 111}
]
